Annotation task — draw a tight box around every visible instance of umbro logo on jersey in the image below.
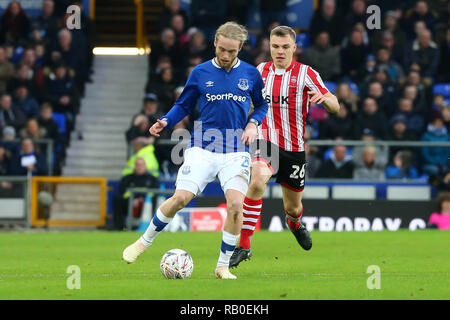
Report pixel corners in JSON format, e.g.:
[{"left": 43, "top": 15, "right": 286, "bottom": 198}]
[{"left": 205, "top": 81, "right": 214, "bottom": 87}]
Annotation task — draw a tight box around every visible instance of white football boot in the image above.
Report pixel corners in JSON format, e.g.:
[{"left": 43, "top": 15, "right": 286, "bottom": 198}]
[
  {"left": 122, "top": 239, "right": 146, "bottom": 263},
  {"left": 215, "top": 266, "right": 237, "bottom": 279}
]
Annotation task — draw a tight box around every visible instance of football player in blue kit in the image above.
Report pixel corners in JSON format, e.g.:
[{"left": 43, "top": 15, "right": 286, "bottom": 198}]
[{"left": 123, "top": 22, "right": 269, "bottom": 279}]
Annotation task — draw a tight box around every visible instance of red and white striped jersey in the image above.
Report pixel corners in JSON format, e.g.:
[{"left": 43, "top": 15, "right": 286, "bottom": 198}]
[{"left": 256, "top": 60, "right": 329, "bottom": 152}]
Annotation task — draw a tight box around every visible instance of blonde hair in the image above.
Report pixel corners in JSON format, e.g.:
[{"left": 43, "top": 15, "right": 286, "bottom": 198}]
[{"left": 215, "top": 22, "right": 248, "bottom": 47}]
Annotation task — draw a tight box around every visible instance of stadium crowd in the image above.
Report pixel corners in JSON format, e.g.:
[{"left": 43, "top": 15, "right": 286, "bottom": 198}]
[
  {"left": 0, "top": 0, "right": 94, "bottom": 181},
  {"left": 127, "top": 0, "right": 449, "bottom": 191}
]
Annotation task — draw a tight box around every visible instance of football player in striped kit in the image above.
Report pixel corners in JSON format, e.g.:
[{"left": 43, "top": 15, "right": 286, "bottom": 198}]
[{"left": 230, "top": 26, "right": 340, "bottom": 268}]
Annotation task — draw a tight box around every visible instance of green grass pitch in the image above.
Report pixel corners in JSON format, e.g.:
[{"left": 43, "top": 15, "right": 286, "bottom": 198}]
[{"left": 0, "top": 230, "right": 449, "bottom": 300}]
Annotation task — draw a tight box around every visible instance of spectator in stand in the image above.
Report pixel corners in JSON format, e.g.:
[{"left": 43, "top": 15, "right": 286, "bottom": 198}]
[
  {"left": 133, "top": 93, "right": 163, "bottom": 126},
  {"left": 190, "top": 0, "right": 227, "bottom": 41},
  {"left": 305, "top": 142, "right": 322, "bottom": 179},
  {"left": 21, "top": 48, "right": 45, "bottom": 95},
  {"left": 112, "top": 157, "right": 160, "bottom": 231},
  {"left": 9, "top": 138, "right": 48, "bottom": 176},
  {"left": 340, "top": 29, "right": 370, "bottom": 82},
  {"left": 8, "top": 63, "right": 39, "bottom": 100},
  {"left": 13, "top": 84, "right": 40, "bottom": 119},
  {"left": 432, "top": 94, "right": 447, "bottom": 112},
  {"left": 371, "top": 10, "right": 407, "bottom": 52},
  {"left": 441, "top": 106, "right": 450, "bottom": 133},
  {"left": 436, "top": 27, "right": 450, "bottom": 82},
  {"left": 183, "top": 30, "right": 212, "bottom": 64},
  {"left": 388, "top": 114, "right": 417, "bottom": 158},
  {"left": 252, "top": 36, "right": 271, "bottom": 66},
  {"left": 335, "top": 82, "right": 359, "bottom": 115},
  {"left": 367, "top": 80, "right": 395, "bottom": 117},
  {"left": 402, "top": 83, "right": 427, "bottom": 116},
  {"left": 171, "top": 14, "right": 189, "bottom": 48},
  {"left": 0, "top": 126, "right": 19, "bottom": 157},
  {"left": 316, "top": 144, "right": 354, "bottom": 179},
  {"left": 353, "top": 145, "right": 386, "bottom": 181},
  {"left": 301, "top": 31, "right": 341, "bottom": 81},
  {"left": 0, "top": 46, "right": 14, "bottom": 93},
  {"left": 428, "top": 192, "right": 450, "bottom": 230},
  {"left": 0, "top": 145, "right": 10, "bottom": 176},
  {"left": 0, "top": 1, "right": 31, "bottom": 45},
  {"left": 126, "top": 114, "right": 152, "bottom": 144},
  {"left": 393, "top": 97, "right": 424, "bottom": 138},
  {"left": 319, "top": 101, "right": 353, "bottom": 140},
  {"left": 378, "top": 30, "right": 404, "bottom": 67},
  {"left": 353, "top": 97, "right": 389, "bottom": 140},
  {"left": 44, "top": 63, "right": 78, "bottom": 129},
  {"left": 122, "top": 138, "right": 160, "bottom": 178},
  {"left": 376, "top": 47, "right": 404, "bottom": 83},
  {"left": 342, "top": 0, "right": 368, "bottom": 36},
  {"left": 19, "top": 118, "right": 47, "bottom": 140},
  {"left": 146, "top": 67, "right": 177, "bottom": 113},
  {"left": 149, "top": 28, "right": 182, "bottom": 76},
  {"left": 386, "top": 150, "right": 419, "bottom": 180},
  {"left": 38, "top": 102, "right": 60, "bottom": 144},
  {"left": 226, "top": 0, "right": 250, "bottom": 25},
  {"left": 404, "top": 29, "right": 440, "bottom": 80},
  {"left": 32, "top": 0, "right": 60, "bottom": 42},
  {"left": 0, "top": 93, "right": 26, "bottom": 131},
  {"left": 158, "top": 0, "right": 190, "bottom": 33},
  {"left": 309, "top": 0, "right": 344, "bottom": 47},
  {"left": 403, "top": 0, "right": 437, "bottom": 39},
  {"left": 421, "top": 114, "right": 450, "bottom": 176}
]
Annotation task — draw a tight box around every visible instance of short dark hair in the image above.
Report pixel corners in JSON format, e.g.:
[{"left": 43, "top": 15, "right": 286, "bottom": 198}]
[
  {"left": 437, "top": 192, "right": 450, "bottom": 212},
  {"left": 270, "top": 26, "right": 296, "bottom": 42}
]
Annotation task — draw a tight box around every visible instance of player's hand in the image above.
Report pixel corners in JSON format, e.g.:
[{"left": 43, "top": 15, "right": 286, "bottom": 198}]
[
  {"left": 242, "top": 122, "right": 258, "bottom": 146},
  {"left": 149, "top": 119, "right": 167, "bottom": 137},
  {"left": 307, "top": 91, "right": 326, "bottom": 104}
]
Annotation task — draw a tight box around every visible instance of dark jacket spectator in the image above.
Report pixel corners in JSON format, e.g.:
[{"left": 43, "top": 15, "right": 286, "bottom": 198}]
[
  {"left": 353, "top": 98, "right": 389, "bottom": 140},
  {"left": 403, "top": 0, "right": 437, "bottom": 38},
  {"left": 340, "top": 29, "right": 370, "bottom": 82},
  {"left": 301, "top": 31, "right": 340, "bottom": 81},
  {"left": 319, "top": 101, "right": 353, "bottom": 139},
  {"left": 404, "top": 29, "right": 440, "bottom": 79},
  {"left": 9, "top": 138, "right": 48, "bottom": 176},
  {"left": 316, "top": 145, "right": 354, "bottom": 179},
  {"left": 149, "top": 28, "right": 183, "bottom": 75},
  {"left": 13, "top": 85, "right": 40, "bottom": 119},
  {"left": 0, "top": 1, "right": 31, "bottom": 44},
  {"left": 0, "top": 94, "right": 26, "bottom": 131},
  {"left": 44, "top": 64, "right": 77, "bottom": 115},
  {"left": 0, "top": 145, "right": 10, "bottom": 176},
  {"left": 309, "top": 0, "right": 344, "bottom": 46},
  {"left": 0, "top": 46, "right": 15, "bottom": 92},
  {"left": 38, "top": 103, "right": 60, "bottom": 143},
  {"left": 126, "top": 115, "right": 152, "bottom": 144},
  {"left": 32, "top": 0, "right": 60, "bottom": 41},
  {"left": 158, "top": 0, "right": 190, "bottom": 32},
  {"left": 436, "top": 27, "right": 450, "bottom": 83},
  {"left": 394, "top": 98, "right": 425, "bottom": 138},
  {"left": 113, "top": 157, "right": 160, "bottom": 230}
]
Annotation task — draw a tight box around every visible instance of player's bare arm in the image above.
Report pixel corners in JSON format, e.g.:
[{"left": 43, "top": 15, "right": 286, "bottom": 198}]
[{"left": 307, "top": 91, "right": 340, "bottom": 114}]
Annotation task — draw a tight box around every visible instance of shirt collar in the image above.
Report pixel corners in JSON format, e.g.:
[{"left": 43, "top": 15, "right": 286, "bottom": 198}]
[
  {"left": 211, "top": 58, "right": 241, "bottom": 69},
  {"left": 271, "top": 59, "right": 296, "bottom": 73}
]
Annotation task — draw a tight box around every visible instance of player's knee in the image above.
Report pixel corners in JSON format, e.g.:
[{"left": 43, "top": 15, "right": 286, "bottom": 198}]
[
  {"left": 227, "top": 199, "right": 243, "bottom": 217},
  {"left": 249, "top": 178, "right": 267, "bottom": 196}
]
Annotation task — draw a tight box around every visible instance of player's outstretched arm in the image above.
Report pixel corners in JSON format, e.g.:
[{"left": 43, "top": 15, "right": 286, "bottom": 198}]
[
  {"left": 307, "top": 91, "right": 340, "bottom": 114},
  {"left": 149, "top": 119, "right": 167, "bottom": 137}
]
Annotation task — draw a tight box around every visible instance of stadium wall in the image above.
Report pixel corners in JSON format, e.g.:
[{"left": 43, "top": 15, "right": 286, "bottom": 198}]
[{"left": 196, "top": 197, "right": 435, "bottom": 232}]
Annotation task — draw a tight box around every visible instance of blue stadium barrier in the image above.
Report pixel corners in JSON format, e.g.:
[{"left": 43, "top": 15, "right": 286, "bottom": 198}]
[
  {"left": 324, "top": 81, "right": 337, "bottom": 93},
  {"left": 433, "top": 83, "right": 450, "bottom": 98},
  {"left": 52, "top": 112, "right": 66, "bottom": 134}
]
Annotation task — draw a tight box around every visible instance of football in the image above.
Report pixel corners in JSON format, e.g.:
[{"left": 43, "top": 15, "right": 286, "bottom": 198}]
[{"left": 160, "top": 249, "right": 194, "bottom": 279}]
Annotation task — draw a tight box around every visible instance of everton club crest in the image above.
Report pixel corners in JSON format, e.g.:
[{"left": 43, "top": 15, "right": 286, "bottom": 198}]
[{"left": 238, "top": 78, "right": 249, "bottom": 91}]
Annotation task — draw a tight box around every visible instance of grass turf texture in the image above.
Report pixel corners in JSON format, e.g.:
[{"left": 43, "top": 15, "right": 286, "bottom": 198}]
[{"left": 0, "top": 230, "right": 449, "bottom": 300}]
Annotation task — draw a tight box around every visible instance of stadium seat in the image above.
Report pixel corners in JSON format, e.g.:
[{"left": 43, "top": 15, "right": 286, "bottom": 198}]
[
  {"left": 324, "top": 81, "right": 337, "bottom": 93},
  {"left": 296, "top": 33, "right": 310, "bottom": 50},
  {"left": 433, "top": 83, "right": 450, "bottom": 98},
  {"left": 347, "top": 81, "right": 359, "bottom": 95},
  {"left": 52, "top": 112, "right": 66, "bottom": 134}
]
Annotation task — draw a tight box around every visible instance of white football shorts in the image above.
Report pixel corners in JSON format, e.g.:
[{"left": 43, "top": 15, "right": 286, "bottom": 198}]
[{"left": 176, "top": 147, "right": 251, "bottom": 196}]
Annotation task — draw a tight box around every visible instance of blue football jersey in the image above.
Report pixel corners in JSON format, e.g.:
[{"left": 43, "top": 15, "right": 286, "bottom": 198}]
[{"left": 162, "top": 58, "right": 268, "bottom": 153}]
